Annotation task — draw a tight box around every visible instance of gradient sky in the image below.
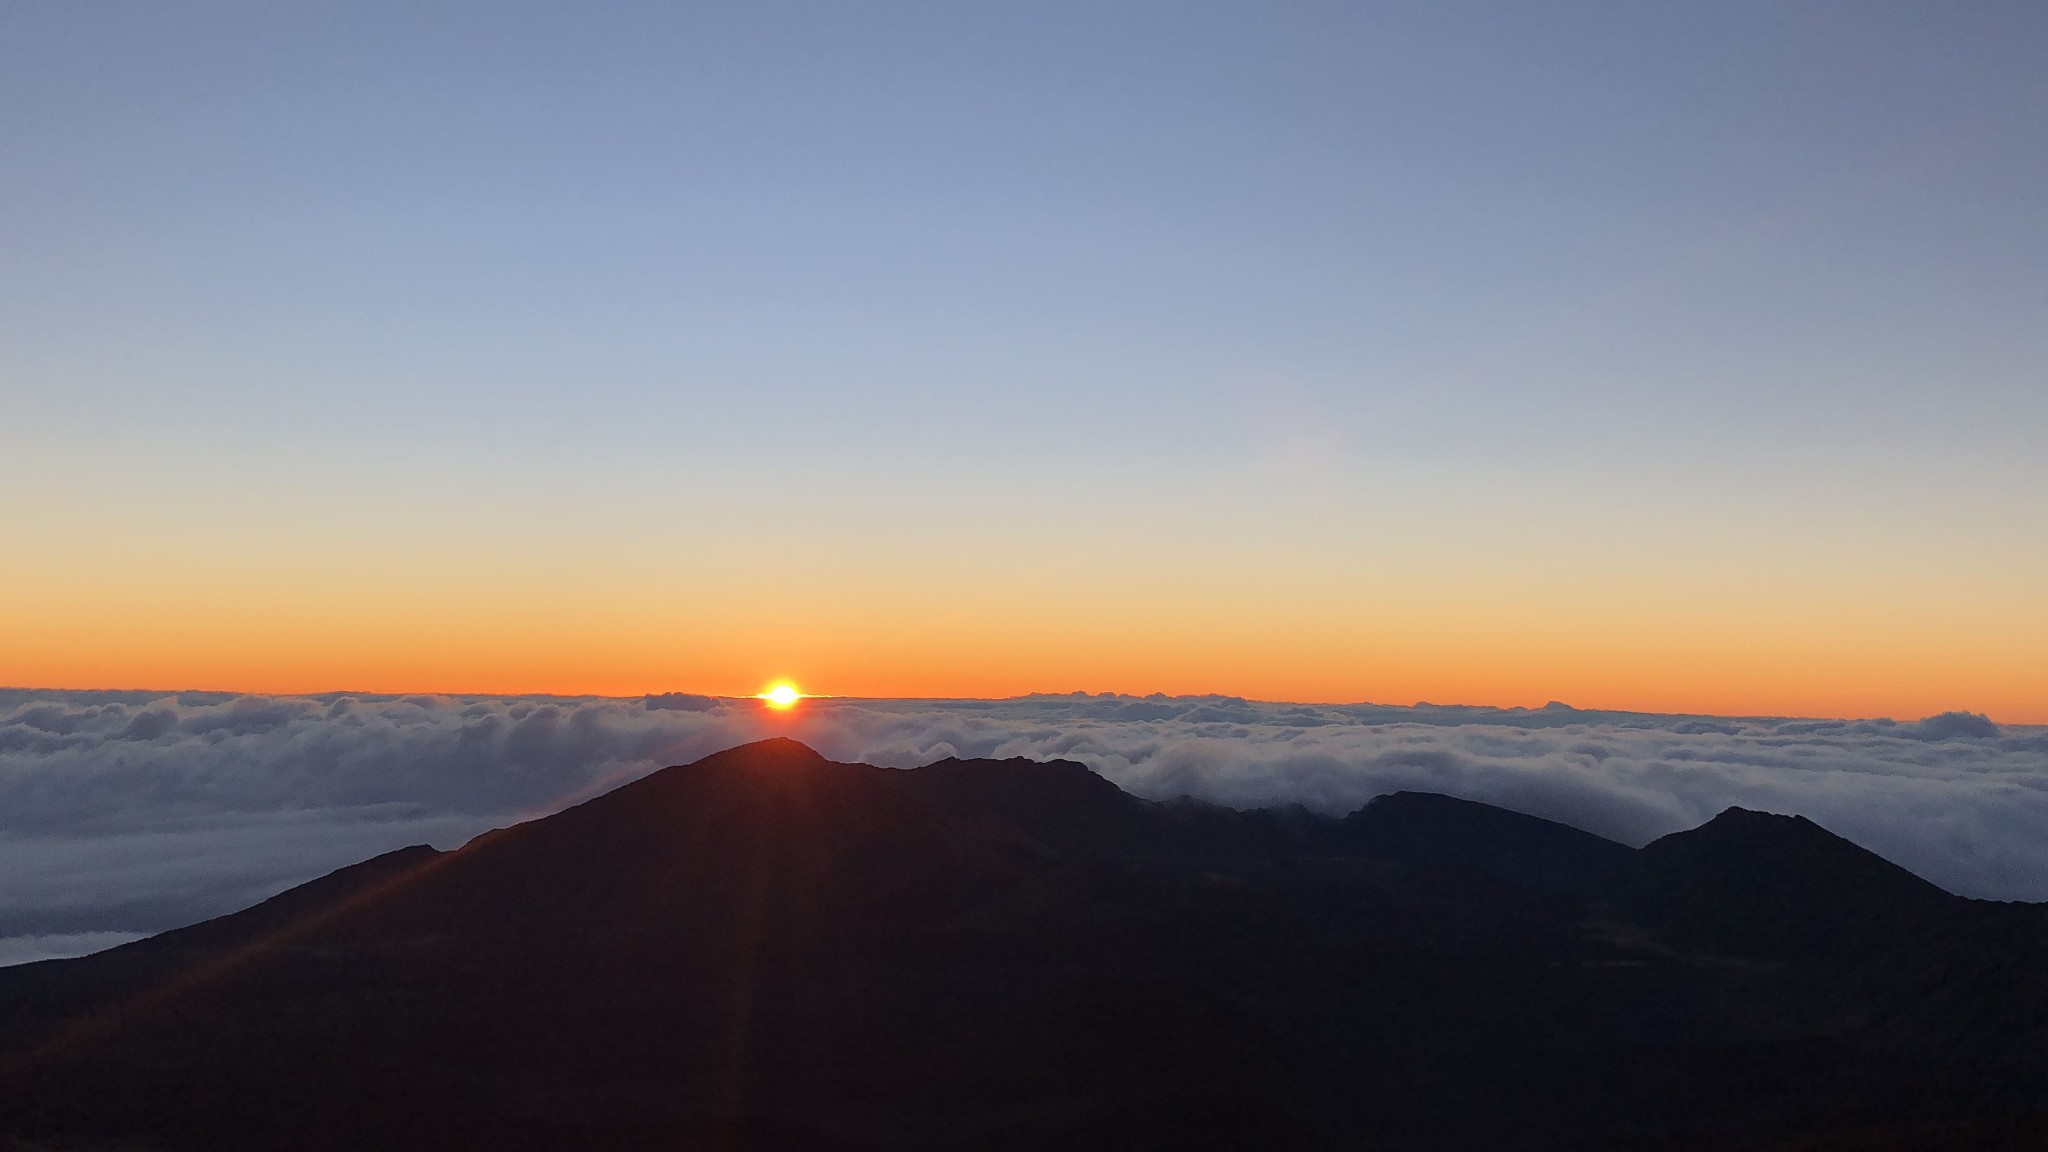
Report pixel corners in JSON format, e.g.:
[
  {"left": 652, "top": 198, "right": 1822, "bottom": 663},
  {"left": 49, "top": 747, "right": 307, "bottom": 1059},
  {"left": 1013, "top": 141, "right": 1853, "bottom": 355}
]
[{"left": 3, "top": 2, "right": 2044, "bottom": 719}]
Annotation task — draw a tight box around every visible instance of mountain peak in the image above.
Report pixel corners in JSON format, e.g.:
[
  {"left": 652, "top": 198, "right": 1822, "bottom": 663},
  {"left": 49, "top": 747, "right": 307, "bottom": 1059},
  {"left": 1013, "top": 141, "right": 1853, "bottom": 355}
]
[
  {"left": 1682, "top": 805, "right": 1924, "bottom": 871},
  {"left": 1619, "top": 805, "right": 1952, "bottom": 960},
  {"left": 691, "top": 735, "right": 831, "bottom": 766},
  {"left": 1703, "top": 804, "right": 1806, "bottom": 825},
  {"left": 904, "top": 754, "right": 1142, "bottom": 856},
  {"left": 1341, "top": 790, "right": 1634, "bottom": 896},
  {"left": 1690, "top": 805, "right": 1830, "bottom": 842}
]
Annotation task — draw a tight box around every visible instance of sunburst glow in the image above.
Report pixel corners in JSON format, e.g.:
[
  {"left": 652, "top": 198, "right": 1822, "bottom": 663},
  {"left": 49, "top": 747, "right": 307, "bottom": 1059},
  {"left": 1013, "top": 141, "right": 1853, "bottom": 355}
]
[{"left": 758, "top": 682, "right": 803, "bottom": 709}]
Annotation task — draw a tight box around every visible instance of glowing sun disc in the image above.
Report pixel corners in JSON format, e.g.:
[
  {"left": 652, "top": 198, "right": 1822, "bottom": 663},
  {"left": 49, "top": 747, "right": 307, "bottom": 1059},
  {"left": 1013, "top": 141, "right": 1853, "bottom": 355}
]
[{"left": 758, "top": 683, "right": 802, "bottom": 709}]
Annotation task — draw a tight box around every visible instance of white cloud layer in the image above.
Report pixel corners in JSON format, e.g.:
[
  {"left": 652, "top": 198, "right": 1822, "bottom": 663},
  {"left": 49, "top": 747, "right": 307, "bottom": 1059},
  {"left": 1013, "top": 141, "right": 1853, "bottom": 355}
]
[{"left": 2, "top": 690, "right": 2043, "bottom": 963}]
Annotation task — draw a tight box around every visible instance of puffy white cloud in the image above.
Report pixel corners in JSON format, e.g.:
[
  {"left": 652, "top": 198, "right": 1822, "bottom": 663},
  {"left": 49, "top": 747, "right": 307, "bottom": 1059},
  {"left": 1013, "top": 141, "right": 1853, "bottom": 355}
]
[{"left": 1, "top": 690, "right": 2043, "bottom": 964}]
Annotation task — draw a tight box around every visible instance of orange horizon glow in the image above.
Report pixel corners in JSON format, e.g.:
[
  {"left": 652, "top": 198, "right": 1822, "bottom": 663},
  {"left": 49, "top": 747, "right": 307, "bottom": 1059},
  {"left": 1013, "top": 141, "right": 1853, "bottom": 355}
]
[
  {"left": 4, "top": 551, "right": 2042, "bottom": 724},
  {"left": 1, "top": 660, "right": 2039, "bottom": 725}
]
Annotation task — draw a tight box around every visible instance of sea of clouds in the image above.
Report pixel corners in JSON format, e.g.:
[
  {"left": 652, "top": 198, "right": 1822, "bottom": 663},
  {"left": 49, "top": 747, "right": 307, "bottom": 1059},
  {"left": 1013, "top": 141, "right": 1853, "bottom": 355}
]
[{"left": 3, "top": 689, "right": 2045, "bottom": 965}]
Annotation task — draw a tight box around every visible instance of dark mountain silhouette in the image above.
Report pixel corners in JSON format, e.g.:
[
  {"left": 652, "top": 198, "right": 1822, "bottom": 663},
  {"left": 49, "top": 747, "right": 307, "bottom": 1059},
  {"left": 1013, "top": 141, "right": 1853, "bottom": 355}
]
[
  {"left": 2, "top": 738, "right": 2045, "bottom": 1151},
  {"left": 1339, "top": 789, "right": 1635, "bottom": 896},
  {"left": 1617, "top": 807, "right": 1953, "bottom": 961}
]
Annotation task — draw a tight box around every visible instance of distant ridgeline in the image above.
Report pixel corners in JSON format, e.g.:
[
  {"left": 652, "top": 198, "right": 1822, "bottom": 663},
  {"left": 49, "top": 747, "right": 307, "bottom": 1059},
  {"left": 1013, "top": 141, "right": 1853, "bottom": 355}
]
[
  {"left": 1003, "top": 691, "right": 2009, "bottom": 737},
  {"left": 2, "top": 738, "right": 2043, "bottom": 1150}
]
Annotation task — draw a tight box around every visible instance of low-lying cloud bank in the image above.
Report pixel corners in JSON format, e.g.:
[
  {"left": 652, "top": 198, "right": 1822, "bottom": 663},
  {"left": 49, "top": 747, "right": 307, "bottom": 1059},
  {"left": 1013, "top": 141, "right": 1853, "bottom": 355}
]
[{"left": 3, "top": 689, "right": 2044, "bottom": 962}]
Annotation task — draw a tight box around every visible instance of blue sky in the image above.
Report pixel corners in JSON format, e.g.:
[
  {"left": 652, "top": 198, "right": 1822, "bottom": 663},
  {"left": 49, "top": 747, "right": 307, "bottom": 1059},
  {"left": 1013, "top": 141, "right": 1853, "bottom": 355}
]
[{"left": 3, "top": 2, "right": 2045, "bottom": 715}]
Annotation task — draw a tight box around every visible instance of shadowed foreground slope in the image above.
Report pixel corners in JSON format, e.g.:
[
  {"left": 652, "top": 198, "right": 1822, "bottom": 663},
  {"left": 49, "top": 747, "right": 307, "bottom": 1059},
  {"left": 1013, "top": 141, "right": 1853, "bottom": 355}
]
[{"left": 2, "top": 738, "right": 2044, "bottom": 1150}]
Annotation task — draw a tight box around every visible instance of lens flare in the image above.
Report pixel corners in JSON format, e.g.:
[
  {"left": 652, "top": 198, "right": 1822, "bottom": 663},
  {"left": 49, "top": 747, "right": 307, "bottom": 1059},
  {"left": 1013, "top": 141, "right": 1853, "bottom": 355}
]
[{"left": 758, "top": 682, "right": 803, "bottom": 709}]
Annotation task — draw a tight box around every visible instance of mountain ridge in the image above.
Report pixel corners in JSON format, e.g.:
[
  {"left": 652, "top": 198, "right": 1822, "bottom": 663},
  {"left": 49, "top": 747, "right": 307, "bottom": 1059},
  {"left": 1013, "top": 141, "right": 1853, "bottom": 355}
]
[{"left": 2, "top": 738, "right": 2042, "bottom": 1151}]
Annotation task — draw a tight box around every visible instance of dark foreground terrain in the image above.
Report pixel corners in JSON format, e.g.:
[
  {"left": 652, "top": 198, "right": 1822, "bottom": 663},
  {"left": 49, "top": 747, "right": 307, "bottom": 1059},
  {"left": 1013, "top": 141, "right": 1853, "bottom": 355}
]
[{"left": 2, "top": 738, "right": 2045, "bottom": 1150}]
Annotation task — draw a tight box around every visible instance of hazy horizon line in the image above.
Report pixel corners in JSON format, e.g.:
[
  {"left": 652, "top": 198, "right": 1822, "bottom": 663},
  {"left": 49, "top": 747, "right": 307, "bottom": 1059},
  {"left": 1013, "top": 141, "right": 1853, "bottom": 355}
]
[{"left": 1, "top": 683, "right": 2021, "bottom": 728}]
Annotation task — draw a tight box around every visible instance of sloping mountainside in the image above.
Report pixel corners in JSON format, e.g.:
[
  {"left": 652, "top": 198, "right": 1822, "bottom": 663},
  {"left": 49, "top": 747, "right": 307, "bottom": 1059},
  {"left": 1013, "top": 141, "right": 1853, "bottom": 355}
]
[{"left": 2, "top": 739, "right": 2045, "bottom": 1151}]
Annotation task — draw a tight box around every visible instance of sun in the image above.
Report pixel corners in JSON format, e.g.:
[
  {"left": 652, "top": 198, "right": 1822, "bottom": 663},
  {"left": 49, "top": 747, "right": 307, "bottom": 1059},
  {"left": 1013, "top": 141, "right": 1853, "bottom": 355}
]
[{"left": 757, "top": 682, "right": 803, "bottom": 710}]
